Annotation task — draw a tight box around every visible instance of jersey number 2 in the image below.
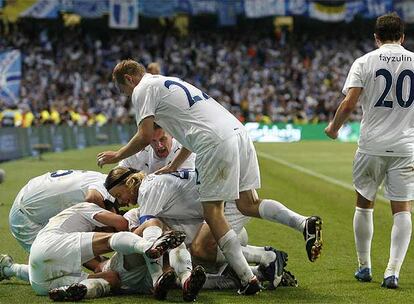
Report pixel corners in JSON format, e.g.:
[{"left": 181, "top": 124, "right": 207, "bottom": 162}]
[
  {"left": 375, "top": 69, "right": 414, "bottom": 108},
  {"left": 164, "top": 80, "right": 209, "bottom": 107}
]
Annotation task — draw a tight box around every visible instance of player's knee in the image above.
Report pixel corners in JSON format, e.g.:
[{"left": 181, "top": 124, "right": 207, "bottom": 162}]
[{"left": 191, "top": 238, "right": 217, "bottom": 261}]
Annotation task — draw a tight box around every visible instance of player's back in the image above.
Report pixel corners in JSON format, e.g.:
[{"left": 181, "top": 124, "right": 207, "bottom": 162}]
[
  {"left": 133, "top": 74, "right": 244, "bottom": 154},
  {"left": 18, "top": 170, "right": 108, "bottom": 223},
  {"left": 352, "top": 44, "right": 414, "bottom": 156},
  {"left": 38, "top": 202, "right": 107, "bottom": 235}
]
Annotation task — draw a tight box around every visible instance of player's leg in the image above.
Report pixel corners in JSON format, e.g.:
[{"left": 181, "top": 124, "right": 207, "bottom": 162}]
[
  {"left": 352, "top": 152, "right": 385, "bottom": 282},
  {"left": 381, "top": 156, "right": 414, "bottom": 288},
  {"left": 0, "top": 254, "right": 29, "bottom": 282},
  {"left": 236, "top": 130, "right": 322, "bottom": 262},
  {"left": 202, "top": 201, "right": 259, "bottom": 295}
]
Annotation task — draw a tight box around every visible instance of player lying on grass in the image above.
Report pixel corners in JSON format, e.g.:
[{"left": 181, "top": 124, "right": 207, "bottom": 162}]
[
  {"left": 9, "top": 169, "right": 116, "bottom": 253},
  {"left": 28, "top": 201, "right": 185, "bottom": 301},
  {"left": 104, "top": 167, "right": 290, "bottom": 294}
]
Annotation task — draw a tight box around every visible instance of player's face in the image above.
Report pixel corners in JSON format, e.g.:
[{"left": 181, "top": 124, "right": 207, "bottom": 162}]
[
  {"left": 151, "top": 129, "right": 173, "bottom": 159},
  {"left": 109, "top": 184, "right": 137, "bottom": 207}
]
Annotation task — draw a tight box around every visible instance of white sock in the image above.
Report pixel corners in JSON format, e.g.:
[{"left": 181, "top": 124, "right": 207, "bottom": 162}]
[
  {"left": 3, "top": 263, "right": 29, "bottom": 282},
  {"left": 218, "top": 229, "right": 254, "bottom": 285},
  {"left": 384, "top": 211, "right": 412, "bottom": 278},
  {"left": 258, "top": 199, "right": 306, "bottom": 232},
  {"left": 353, "top": 207, "right": 374, "bottom": 269},
  {"left": 216, "top": 249, "right": 226, "bottom": 264},
  {"left": 79, "top": 278, "right": 111, "bottom": 299},
  {"left": 143, "top": 226, "right": 164, "bottom": 286},
  {"left": 241, "top": 245, "right": 266, "bottom": 264},
  {"left": 109, "top": 232, "right": 151, "bottom": 255},
  {"left": 169, "top": 243, "right": 193, "bottom": 286},
  {"left": 203, "top": 273, "right": 239, "bottom": 290},
  {"left": 238, "top": 227, "right": 249, "bottom": 246}
]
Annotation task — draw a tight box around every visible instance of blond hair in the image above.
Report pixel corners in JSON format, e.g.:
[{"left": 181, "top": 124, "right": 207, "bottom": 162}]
[
  {"left": 105, "top": 167, "right": 146, "bottom": 192},
  {"left": 147, "top": 62, "right": 161, "bottom": 75},
  {"left": 112, "top": 59, "right": 146, "bottom": 85}
]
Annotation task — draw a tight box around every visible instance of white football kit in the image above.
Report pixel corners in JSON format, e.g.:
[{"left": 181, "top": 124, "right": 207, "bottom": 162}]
[
  {"left": 132, "top": 73, "right": 260, "bottom": 201},
  {"left": 136, "top": 171, "right": 249, "bottom": 245},
  {"left": 29, "top": 203, "right": 111, "bottom": 295},
  {"left": 119, "top": 138, "right": 196, "bottom": 173},
  {"left": 344, "top": 44, "right": 414, "bottom": 200},
  {"left": 9, "top": 170, "right": 111, "bottom": 252}
]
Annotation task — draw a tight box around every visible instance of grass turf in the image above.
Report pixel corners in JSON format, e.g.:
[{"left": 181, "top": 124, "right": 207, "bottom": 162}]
[{"left": 0, "top": 141, "right": 413, "bottom": 303}]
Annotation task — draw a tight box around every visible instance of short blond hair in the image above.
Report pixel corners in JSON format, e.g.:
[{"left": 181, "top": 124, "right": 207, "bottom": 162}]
[
  {"left": 105, "top": 167, "right": 146, "bottom": 192},
  {"left": 112, "top": 59, "right": 146, "bottom": 85}
]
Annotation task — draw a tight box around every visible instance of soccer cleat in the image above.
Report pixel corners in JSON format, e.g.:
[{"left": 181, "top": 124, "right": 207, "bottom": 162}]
[
  {"left": 48, "top": 283, "right": 87, "bottom": 301},
  {"left": 303, "top": 216, "right": 323, "bottom": 262},
  {"left": 0, "top": 254, "right": 14, "bottom": 281},
  {"left": 381, "top": 276, "right": 398, "bottom": 289},
  {"left": 258, "top": 248, "right": 288, "bottom": 289},
  {"left": 237, "top": 276, "right": 262, "bottom": 295},
  {"left": 153, "top": 269, "right": 178, "bottom": 300},
  {"left": 145, "top": 230, "right": 186, "bottom": 260},
  {"left": 354, "top": 268, "right": 372, "bottom": 282},
  {"left": 183, "top": 265, "right": 207, "bottom": 302},
  {"left": 280, "top": 270, "right": 298, "bottom": 287}
]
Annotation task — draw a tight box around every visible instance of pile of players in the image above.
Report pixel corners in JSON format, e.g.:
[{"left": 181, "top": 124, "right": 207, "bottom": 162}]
[{"left": 1, "top": 123, "right": 319, "bottom": 301}]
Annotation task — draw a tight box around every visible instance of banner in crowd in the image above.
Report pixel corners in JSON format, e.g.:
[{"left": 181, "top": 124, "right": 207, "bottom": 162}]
[
  {"left": 7, "top": 0, "right": 405, "bottom": 23},
  {"left": 109, "top": 0, "right": 138, "bottom": 29},
  {"left": 0, "top": 50, "right": 21, "bottom": 105}
]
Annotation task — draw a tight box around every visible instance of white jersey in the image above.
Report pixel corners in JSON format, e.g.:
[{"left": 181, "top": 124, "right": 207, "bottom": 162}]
[
  {"left": 138, "top": 171, "right": 203, "bottom": 221},
  {"left": 343, "top": 44, "right": 414, "bottom": 156},
  {"left": 132, "top": 73, "right": 244, "bottom": 154},
  {"left": 37, "top": 202, "right": 109, "bottom": 235},
  {"left": 14, "top": 170, "right": 110, "bottom": 224},
  {"left": 119, "top": 138, "right": 195, "bottom": 173}
]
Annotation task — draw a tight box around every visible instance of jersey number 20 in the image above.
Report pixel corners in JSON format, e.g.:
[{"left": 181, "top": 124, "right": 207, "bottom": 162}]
[{"left": 375, "top": 69, "right": 414, "bottom": 108}]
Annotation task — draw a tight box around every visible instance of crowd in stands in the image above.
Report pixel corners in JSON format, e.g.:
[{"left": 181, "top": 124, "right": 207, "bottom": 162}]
[{"left": 2, "top": 23, "right": 412, "bottom": 128}]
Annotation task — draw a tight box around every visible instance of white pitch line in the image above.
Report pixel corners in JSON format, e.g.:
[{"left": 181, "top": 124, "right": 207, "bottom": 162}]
[{"left": 257, "top": 151, "right": 387, "bottom": 202}]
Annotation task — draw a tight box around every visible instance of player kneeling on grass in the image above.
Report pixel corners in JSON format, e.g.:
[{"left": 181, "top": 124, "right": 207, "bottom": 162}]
[{"left": 27, "top": 201, "right": 185, "bottom": 301}]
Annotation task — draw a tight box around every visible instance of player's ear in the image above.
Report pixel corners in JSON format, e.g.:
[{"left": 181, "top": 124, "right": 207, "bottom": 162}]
[
  {"left": 124, "top": 74, "right": 132, "bottom": 85},
  {"left": 401, "top": 34, "right": 405, "bottom": 44}
]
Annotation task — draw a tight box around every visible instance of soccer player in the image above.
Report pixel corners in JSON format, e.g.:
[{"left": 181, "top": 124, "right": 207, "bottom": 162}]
[
  {"left": 8, "top": 169, "right": 115, "bottom": 253},
  {"left": 325, "top": 12, "right": 413, "bottom": 289},
  {"left": 97, "top": 60, "right": 322, "bottom": 294},
  {"left": 119, "top": 123, "right": 195, "bottom": 173},
  {"left": 28, "top": 202, "right": 185, "bottom": 300}
]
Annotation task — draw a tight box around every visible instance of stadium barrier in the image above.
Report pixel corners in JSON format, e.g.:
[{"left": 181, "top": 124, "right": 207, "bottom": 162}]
[{"left": 0, "top": 123, "right": 360, "bottom": 162}]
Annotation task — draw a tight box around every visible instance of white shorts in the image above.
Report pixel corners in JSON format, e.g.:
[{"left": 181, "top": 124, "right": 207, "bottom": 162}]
[
  {"left": 161, "top": 218, "right": 204, "bottom": 246},
  {"left": 102, "top": 252, "right": 152, "bottom": 295},
  {"left": 9, "top": 189, "right": 43, "bottom": 252},
  {"left": 29, "top": 231, "right": 94, "bottom": 295},
  {"left": 353, "top": 152, "right": 414, "bottom": 201},
  {"left": 224, "top": 201, "right": 250, "bottom": 234},
  {"left": 196, "top": 130, "right": 261, "bottom": 202}
]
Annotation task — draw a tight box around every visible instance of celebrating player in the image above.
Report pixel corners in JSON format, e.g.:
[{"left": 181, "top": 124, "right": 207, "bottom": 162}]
[{"left": 325, "top": 12, "right": 413, "bottom": 289}]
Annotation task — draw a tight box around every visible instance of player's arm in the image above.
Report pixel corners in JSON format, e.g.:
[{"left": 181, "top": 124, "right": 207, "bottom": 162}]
[
  {"left": 97, "top": 116, "right": 154, "bottom": 167},
  {"left": 155, "top": 147, "right": 192, "bottom": 174},
  {"left": 325, "top": 87, "right": 362, "bottom": 139},
  {"left": 84, "top": 189, "right": 105, "bottom": 208},
  {"left": 94, "top": 211, "right": 129, "bottom": 232}
]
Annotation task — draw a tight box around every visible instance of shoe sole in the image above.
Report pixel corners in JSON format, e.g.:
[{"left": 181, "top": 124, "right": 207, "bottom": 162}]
[
  {"left": 154, "top": 270, "right": 178, "bottom": 300},
  {"left": 146, "top": 231, "right": 186, "bottom": 259},
  {"left": 309, "top": 218, "right": 323, "bottom": 262},
  {"left": 183, "top": 266, "right": 207, "bottom": 302},
  {"left": 0, "top": 255, "right": 13, "bottom": 281}
]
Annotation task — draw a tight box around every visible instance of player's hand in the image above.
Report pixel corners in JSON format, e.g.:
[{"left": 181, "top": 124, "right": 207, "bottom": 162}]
[
  {"left": 324, "top": 123, "right": 338, "bottom": 139},
  {"left": 154, "top": 164, "right": 177, "bottom": 175},
  {"left": 97, "top": 151, "right": 120, "bottom": 168}
]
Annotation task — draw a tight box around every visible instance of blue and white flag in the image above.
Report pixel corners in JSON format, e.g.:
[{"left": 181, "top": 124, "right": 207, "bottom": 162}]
[
  {"left": 109, "top": 0, "right": 138, "bottom": 29},
  {"left": 244, "top": 0, "right": 285, "bottom": 18},
  {"left": 20, "top": 0, "right": 60, "bottom": 19},
  {"left": 0, "top": 50, "right": 21, "bottom": 105}
]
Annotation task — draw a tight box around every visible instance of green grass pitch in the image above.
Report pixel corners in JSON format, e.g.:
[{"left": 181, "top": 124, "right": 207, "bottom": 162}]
[{"left": 0, "top": 141, "right": 413, "bottom": 303}]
